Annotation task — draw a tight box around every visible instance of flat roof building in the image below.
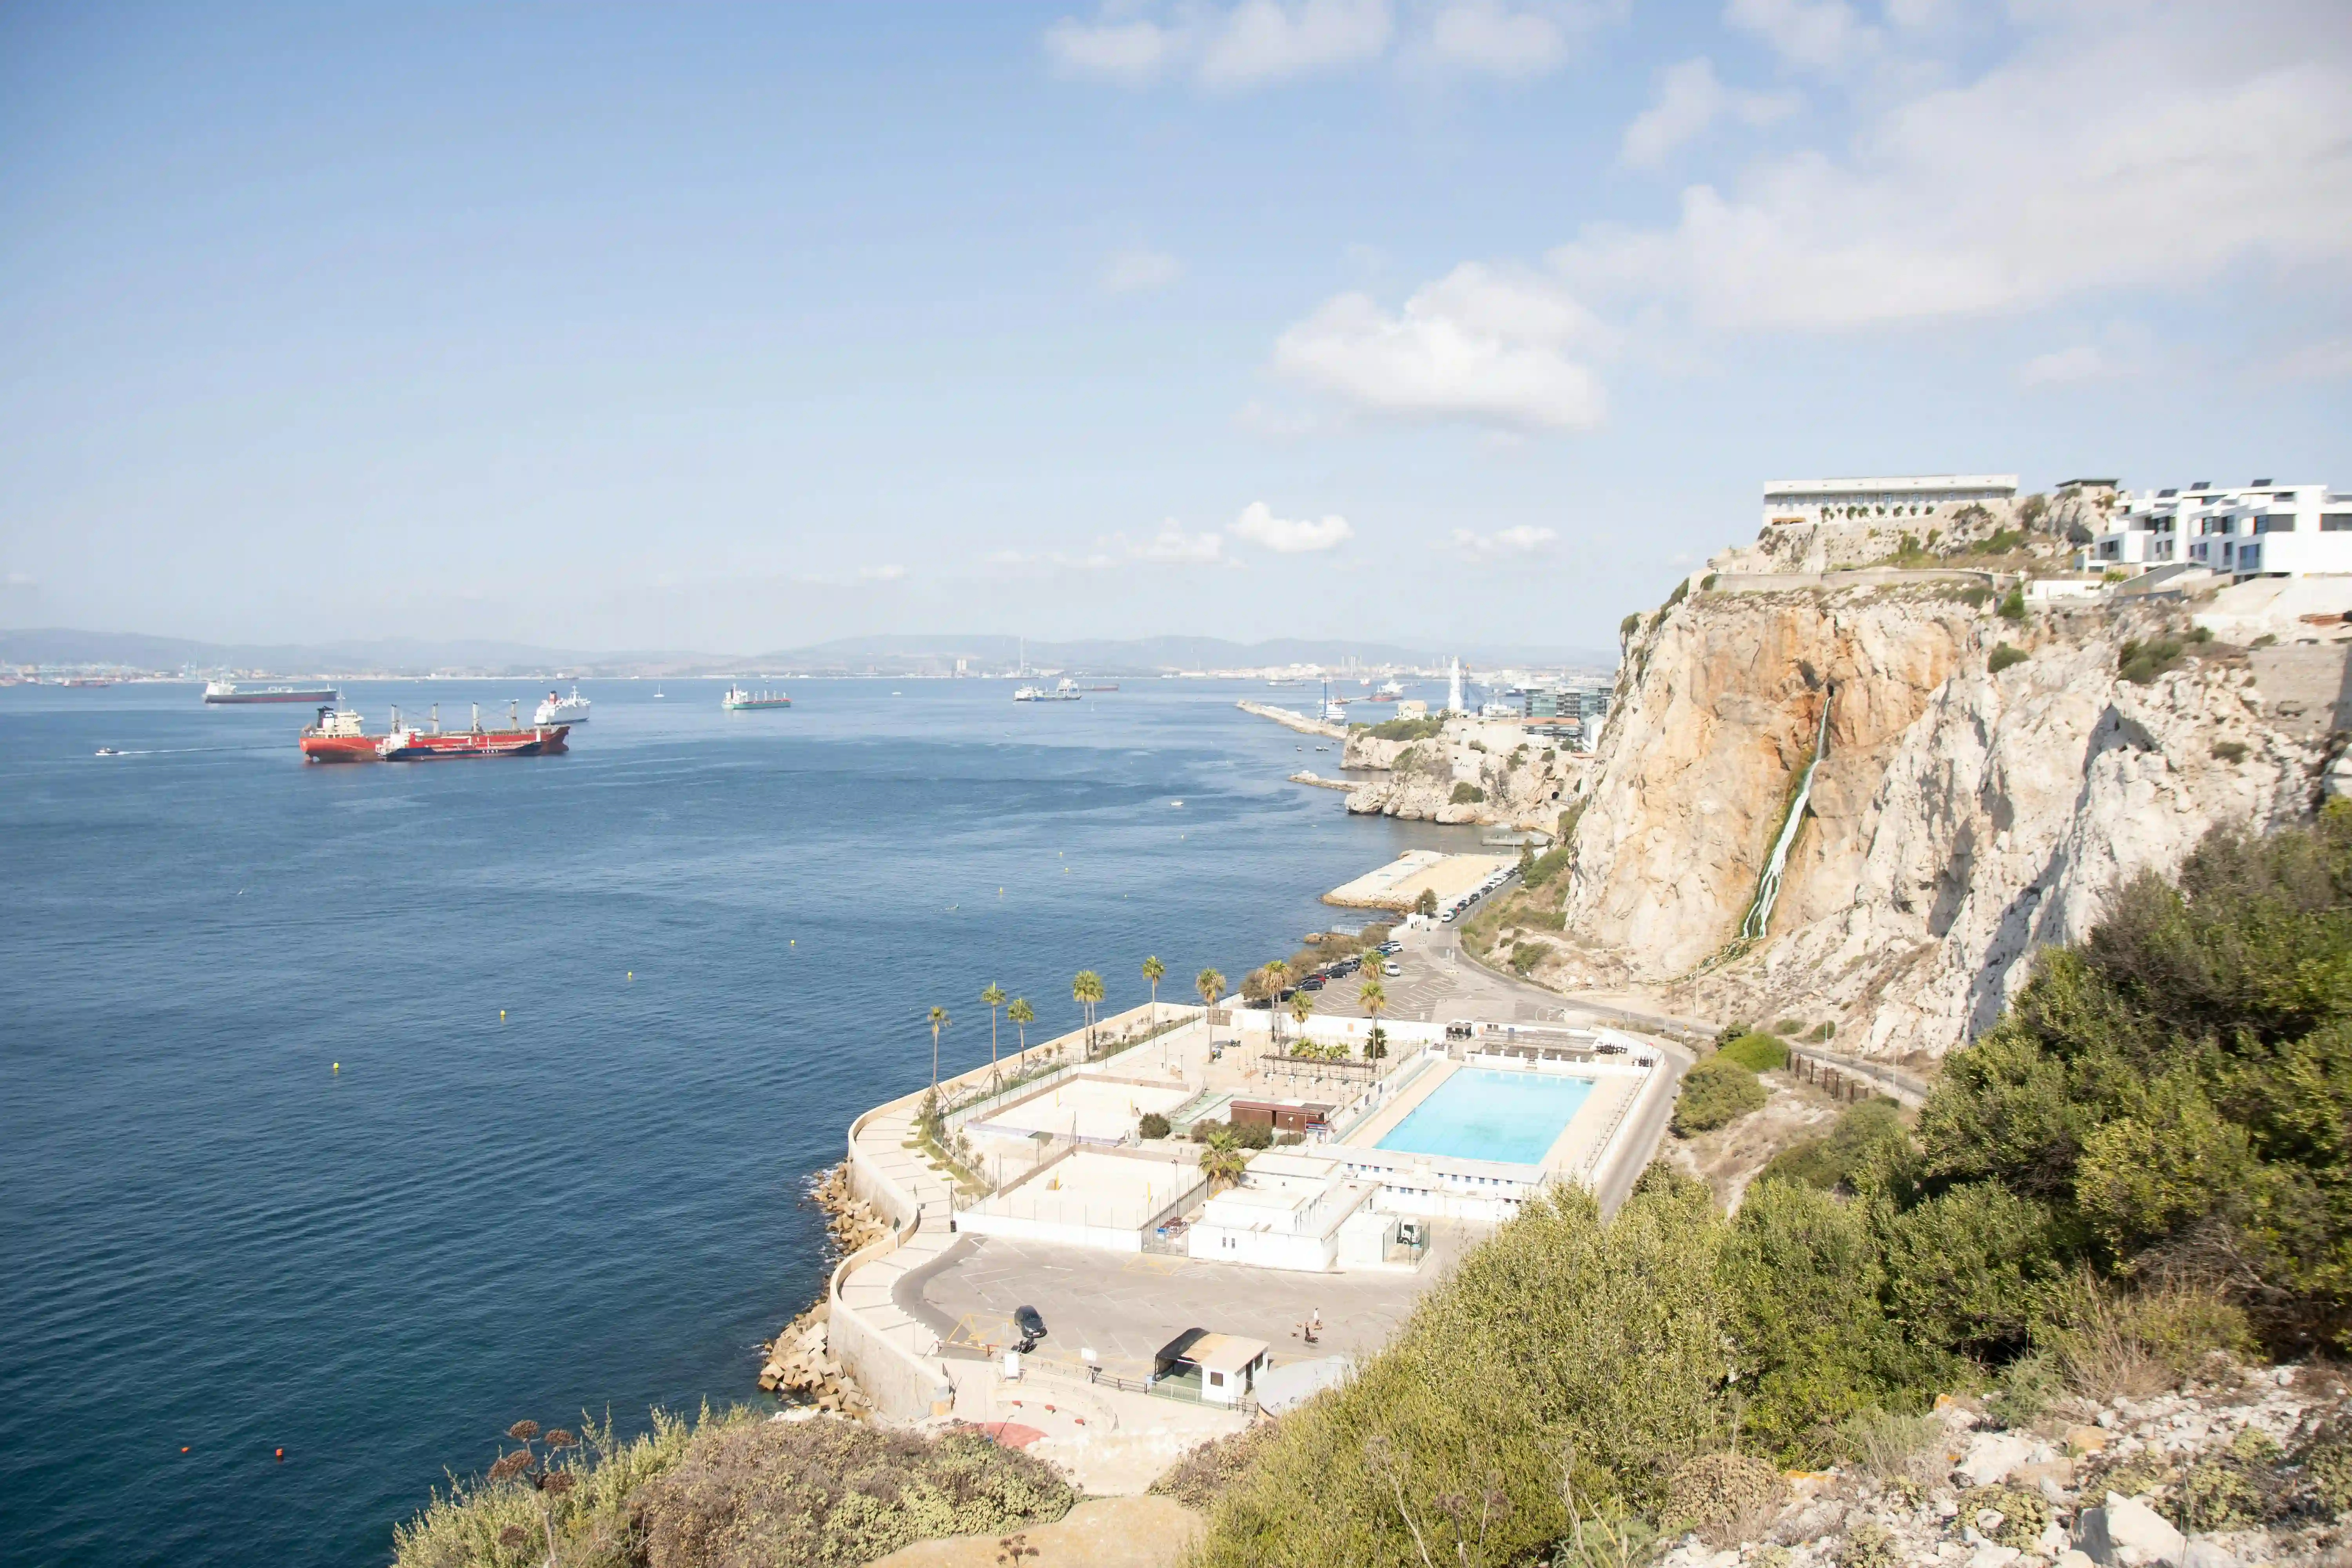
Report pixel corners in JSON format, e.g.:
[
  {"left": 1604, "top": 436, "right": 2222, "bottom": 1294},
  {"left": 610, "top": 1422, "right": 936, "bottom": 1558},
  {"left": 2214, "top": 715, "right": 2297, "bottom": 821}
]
[
  {"left": 1762, "top": 474, "right": 2019, "bottom": 528},
  {"left": 2092, "top": 480, "right": 2352, "bottom": 579}
]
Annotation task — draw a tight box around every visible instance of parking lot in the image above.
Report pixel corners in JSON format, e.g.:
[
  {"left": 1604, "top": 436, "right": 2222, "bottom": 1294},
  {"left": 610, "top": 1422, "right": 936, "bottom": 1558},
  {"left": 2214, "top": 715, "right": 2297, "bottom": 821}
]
[{"left": 900, "top": 1224, "right": 1477, "bottom": 1382}]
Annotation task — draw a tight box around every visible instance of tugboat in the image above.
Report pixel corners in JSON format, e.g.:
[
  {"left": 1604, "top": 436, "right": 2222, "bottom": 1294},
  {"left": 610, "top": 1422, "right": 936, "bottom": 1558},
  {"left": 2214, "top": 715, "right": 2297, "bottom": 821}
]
[{"left": 299, "top": 702, "right": 569, "bottom": 762}]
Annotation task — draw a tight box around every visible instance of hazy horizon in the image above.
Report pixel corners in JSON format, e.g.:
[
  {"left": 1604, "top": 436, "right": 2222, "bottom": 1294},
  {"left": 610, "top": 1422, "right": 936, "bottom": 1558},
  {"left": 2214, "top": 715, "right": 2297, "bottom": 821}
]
[{"left": 4, "top": 2, "right": 2348, "bottom": 651}]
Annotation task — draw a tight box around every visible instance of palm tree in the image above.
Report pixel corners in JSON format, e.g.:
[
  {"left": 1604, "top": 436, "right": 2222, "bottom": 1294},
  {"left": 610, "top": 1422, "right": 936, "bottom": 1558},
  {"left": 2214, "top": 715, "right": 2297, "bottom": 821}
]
[
  {"left": 1073, "top": 970, "right": 1105, "bottom": 1054},
  {"left": 1198, "top": 1127, "right": 1247, "bottom": 1189},
  {"left": 927, "top": 1005, "right": 950, "bottom": 1097},
  {"left": 980, "top": 982, "right": 1007, "bottom": 1081},
  {"left": 1264, "top": 959, "right": 1291, "bottom": 1045},
  {"left": 1358, "top": 975, "right": 1387, "bottom": 1046},
  {"left": 1288, "top": 987, "right": 1316, "bottom": 1051},
  {"left": 1142, "top": 956, "right": 1165, "bottom": 1029},
  {"left": 1007, "top": 997, "right": 1034, "bottom": 1060},
  {"left": 1195, "top": 967, "right": 1225, "bottom": 1049}
]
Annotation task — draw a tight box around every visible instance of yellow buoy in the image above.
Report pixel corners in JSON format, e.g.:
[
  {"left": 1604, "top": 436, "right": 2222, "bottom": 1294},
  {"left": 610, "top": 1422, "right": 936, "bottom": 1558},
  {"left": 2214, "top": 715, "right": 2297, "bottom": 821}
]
[
  {"left": 499, "top": 1010, "right": 505, "bottom": 1022},
  {"left": 332, "top": 1062, "right": 339, "bottom": 1073},
  {"left": 627, "top": 971, "right": 633, "bottom": 981}
]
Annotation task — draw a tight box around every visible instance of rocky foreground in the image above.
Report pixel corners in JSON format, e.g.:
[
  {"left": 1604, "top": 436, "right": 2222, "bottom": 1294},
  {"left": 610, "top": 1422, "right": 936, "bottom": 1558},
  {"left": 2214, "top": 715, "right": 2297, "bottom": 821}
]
[
  {"left": 1657, "top": 1367, "right": 2351, "bottom": 1568},
  {"left": 755, "top": 1164, "right": 890, "bottom": 1415}
]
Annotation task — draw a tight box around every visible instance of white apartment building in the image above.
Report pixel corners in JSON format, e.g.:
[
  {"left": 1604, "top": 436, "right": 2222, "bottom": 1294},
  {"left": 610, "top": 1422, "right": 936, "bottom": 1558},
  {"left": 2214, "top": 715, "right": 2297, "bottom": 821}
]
[
  {"left": 2092, "top": 481, "right": 2352, "bottom": 578},
  {"left": 1761, "top": 474, "right": 2019, "bottom": 528}
]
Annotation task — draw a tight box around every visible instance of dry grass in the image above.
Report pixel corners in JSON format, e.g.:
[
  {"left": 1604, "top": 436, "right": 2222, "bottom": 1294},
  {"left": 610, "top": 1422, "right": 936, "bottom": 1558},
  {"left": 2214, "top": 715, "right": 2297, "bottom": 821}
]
[{"left": 2031, "top": 1271, "right": 2253, "bottom": 1400}]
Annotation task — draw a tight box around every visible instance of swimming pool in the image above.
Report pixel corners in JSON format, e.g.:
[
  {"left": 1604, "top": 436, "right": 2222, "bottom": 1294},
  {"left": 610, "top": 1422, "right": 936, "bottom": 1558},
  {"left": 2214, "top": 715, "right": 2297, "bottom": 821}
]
[{"left": 1373, "top": 1067, "right": 1594, "bottom": 1165}]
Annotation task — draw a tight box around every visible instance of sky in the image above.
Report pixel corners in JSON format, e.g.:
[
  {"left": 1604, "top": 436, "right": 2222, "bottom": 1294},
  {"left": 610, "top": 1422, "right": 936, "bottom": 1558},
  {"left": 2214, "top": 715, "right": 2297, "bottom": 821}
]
[{"left": 2, "top": 0, "right": 2348, "bottom": 654}]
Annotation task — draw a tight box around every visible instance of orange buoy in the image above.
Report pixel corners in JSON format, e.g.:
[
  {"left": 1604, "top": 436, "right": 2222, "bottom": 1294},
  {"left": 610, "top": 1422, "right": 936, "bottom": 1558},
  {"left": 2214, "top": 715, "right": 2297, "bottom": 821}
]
[{"left": 274, "top": 1448, "right": 284, "bottom": 1461}]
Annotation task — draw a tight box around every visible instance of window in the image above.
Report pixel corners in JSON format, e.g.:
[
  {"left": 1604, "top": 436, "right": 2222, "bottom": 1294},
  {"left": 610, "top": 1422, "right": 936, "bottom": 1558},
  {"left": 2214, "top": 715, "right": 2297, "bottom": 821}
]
[
  {"left": 2321, "top": 514, "right": 2352, "bottom": 532},
  {"left": 2256, "top": 515, "right": 2297, "bottom": 534}
]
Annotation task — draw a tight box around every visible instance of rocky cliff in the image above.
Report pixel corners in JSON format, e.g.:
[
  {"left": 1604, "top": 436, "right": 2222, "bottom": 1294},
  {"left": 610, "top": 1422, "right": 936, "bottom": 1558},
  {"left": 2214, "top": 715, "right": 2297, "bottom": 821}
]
[
  {"left": 1340, "top": 718, "right": 1584, "bottom": 830},
  {"left": 1550, "top": 579, "right": 2336, "bottom": 1063}
]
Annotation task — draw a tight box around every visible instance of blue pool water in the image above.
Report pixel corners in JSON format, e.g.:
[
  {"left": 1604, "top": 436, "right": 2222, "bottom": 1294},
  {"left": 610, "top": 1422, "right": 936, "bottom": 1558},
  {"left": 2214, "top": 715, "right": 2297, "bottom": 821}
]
[{"left": 1374, "top": 1067, "right": 1594, "bottom": 1165}]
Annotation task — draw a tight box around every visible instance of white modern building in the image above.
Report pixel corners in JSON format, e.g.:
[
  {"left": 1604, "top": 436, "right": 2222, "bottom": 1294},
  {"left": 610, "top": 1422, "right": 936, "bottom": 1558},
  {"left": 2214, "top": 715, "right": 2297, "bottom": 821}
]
[
  {"left": 2092, "top": 481, "right": 2352, "bottom": 578},
  {"left": 1761, "top": 474, "right": 2019, "bottom": 528}
]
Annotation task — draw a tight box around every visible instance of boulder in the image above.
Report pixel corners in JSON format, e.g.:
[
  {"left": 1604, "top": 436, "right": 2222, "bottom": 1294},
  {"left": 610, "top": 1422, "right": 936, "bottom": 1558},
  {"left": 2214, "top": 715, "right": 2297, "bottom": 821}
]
[
  {"left": 1958, "top": 1433, "right": 2038, "bottom": 1487},
  {"left": 2076, "top": 1492, "right": 2185, "bottom": 1568}
]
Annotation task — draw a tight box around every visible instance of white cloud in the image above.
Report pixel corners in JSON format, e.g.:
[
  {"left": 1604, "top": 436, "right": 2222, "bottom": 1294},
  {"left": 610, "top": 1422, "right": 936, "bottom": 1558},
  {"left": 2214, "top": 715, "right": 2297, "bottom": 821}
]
[
  {"left": 1044, "top": 0, "right": 1390, "bottom": 88},
  {"left": 1120, "top": 522, "right": 1228, "bottom": 563},
  {"left": 855, "top": 563, "right": 908, "bottom": 582},
  {"left": 1424, "top": 2, "right": 1570, "bottom": 78},
  {"left": 1101, "top": 247, "right": 1183, "bottom": 293},
  {"left": 1044, "top": 13, "right": 1183, "bottom": 80},
  {"left": 1550, "top": 5, "right": 2352, "bottom": 332},
  {"left": 1620, "top": 57, "right": 1800, "bottom": 168},
  {"left": 1271, "top": 262, "right": 1609, "bottom": 430},
  {"left": 2017, "top": 343, "right": 2114, "bottom": 386},
  {"left": 2269, "top": 336, "right": 2352, "bottom": 382},
  {"left": 1231, "top": 501, "right": 1355, "bottom": 552},
  {"left": 1724, "top": 0, "right": 1878, "bottom": 71},
  {"left": 1442, "top": 525, "right": 1559, "bottom": 559},
  {"left": 1201, "top": 0, "right": 1391, "bottom": 85}
]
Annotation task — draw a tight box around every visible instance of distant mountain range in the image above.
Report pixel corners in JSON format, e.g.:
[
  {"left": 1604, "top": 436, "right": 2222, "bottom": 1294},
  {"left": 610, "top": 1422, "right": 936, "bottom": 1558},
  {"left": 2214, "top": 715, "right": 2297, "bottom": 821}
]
[{"left": 0, "top": 627, "right": 1616, "bottom": 677}]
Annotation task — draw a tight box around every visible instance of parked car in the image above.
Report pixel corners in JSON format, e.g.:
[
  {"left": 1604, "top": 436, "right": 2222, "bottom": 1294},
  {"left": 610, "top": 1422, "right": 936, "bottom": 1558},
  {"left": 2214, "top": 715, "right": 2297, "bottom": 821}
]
[
  {"left": 1383, "top": 960, "right": 1401, "bottom": 976},
  {"left": 1014, "top": 1305, "right": 1047, "bottom": 1352},
  {"left": 1301, "top": 976, "right": 1325, "bottom": 991}
]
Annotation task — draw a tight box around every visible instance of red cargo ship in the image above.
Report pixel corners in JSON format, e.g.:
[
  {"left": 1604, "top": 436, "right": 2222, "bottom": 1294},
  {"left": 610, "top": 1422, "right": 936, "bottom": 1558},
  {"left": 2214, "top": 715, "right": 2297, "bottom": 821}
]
[{"left": 299, "top": 703, "right": 570, "bottom": 763}]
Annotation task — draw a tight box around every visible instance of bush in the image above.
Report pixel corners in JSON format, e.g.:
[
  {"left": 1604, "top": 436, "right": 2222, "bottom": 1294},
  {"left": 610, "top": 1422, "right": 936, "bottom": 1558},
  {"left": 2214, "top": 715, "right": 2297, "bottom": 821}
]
[
  {"left": 1997, "top": 587, "right": 2026, "bottom": 621},
  {"left": 1719, "top": 1032, "right": 1789, "bottom": 1072},
  {"left": 1661, "top": 1452, "right": 1781, "bottom": 1537},
  {"left": 1978, "top": 528, "right": 2025, "bottom": 555},
  {"left": 1191, "top": 1173, "right": 1735, "bottom": 1568},
  {"left": 1620, "top": 612, "right": 1642, "bottom": 639},
  {"left": 1757, "top": 1100, "right": 1908, "bottom": 1195},
  {"left": 2027, "top": 1271, "right": 2251, "bottom": 1399},
  {"left": 1137, "top": 1112, "right": 1170, "bottom": 1140},
  {"left": 1877, "top": 1182, "right": 2063, "bottom": 1359},
  {"left": 1524, "top": 843, "right": 1573, "bottom": 888},
  {"left": 2213, "top": 739, "right": 2248, "bottom": 763},
  {"left": 1988, "top": 644, "right": 2028, "bottom": 675},
  {"left": 1509, "top": 941, "right": 1543, "bottom": 975},
  {"left": 631, "top": 1417, "right": 1072, "bottom": 1568},
  {"left": 1673, "top": 1056, "right": 1767, "bottom": 1136},
  {"left": 2117, "top": 637, "right": 2184, "bottom": 682},
  {"left": 1368, "top": 715, "right": 1445, "bottom": 742},
  {"left": 1233, "top": 1120, "right": 1275, "bottom": 1150},
  {"left": 1449, "top": 782, "right": 1485, "bottom": 804}
]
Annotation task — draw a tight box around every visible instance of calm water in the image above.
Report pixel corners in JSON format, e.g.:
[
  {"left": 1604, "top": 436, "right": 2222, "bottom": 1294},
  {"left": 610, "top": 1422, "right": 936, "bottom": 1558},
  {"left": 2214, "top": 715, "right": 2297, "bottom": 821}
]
[{"left": 0, "top": 677, "right": 1463, "bottom": 1567}]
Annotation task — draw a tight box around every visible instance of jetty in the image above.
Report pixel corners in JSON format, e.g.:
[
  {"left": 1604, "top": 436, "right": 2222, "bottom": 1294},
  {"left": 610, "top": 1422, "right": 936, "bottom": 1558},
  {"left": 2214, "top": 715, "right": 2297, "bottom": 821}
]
[
  {"left": 1289, "top": 771, "right": 1356, "bottom": 791},
  {"left": 1236, "top": 699, "right": 1346, "bottom": 740}
]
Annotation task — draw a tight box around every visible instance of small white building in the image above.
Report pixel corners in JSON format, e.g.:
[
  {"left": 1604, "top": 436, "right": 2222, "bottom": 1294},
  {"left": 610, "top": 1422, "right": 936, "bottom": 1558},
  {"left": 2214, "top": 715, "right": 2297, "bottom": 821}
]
[
  {"left": 2095, "top": 481, "right": 2352, "bottom": 579},
  {"left": 1186, "top": 1150, "right": 1395, "bottom": 1273},
  {"left": 1761, "top": 474, "right": 2019, "bottom": 529}
]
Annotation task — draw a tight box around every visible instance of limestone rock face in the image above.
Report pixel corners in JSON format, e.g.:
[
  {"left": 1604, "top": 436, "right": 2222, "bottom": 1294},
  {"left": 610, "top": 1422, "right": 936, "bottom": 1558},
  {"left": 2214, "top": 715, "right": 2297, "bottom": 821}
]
[
  {"left": 1555, "top": 585, "right": 2326, "bottom": 1061},
  {"left": 1338, "top": 718, "right": 1583, "bottom": 832}
]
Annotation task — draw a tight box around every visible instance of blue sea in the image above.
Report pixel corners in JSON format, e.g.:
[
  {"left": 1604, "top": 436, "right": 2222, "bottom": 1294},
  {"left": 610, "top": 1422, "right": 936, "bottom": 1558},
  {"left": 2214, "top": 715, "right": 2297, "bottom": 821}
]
[{"left": 0, "top": 677, "right": 1463, "bottom": 1567}]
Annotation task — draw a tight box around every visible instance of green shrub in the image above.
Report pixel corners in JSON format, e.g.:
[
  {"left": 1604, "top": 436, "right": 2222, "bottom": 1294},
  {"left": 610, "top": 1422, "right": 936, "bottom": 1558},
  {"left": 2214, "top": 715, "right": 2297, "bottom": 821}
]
[
  {"left": 1234, "top": 1120, "right": 1275, "bottom": 1150},
  {"left": 1661, "top": 1451, "right": 1781, "bottom": 1534},
  {"left": 1757, "top": 1100, "right": 1908, "bottom": 1195},
  {"left": 1997, "top": 587, "right": 2026, "bottom": 621},
  {"left": 1191, "top": 1173, "right": 1733, "bottom": 1568},
  {"left": 1977, "top": 528, "right": 2025, "bottom": 555},
  {"left": 1673, "top": 1056, "right": 1767, "bottom": 1136},
  {"left": 1956, "top": 1484, "right": 2049, "bottom": 1548},
  {"left": 1984, "top": 1351, "right": 2063, "bottom": 1430},
  {"left": 1449, "top": 782, "right": 1485, "bottom": 804},
  {"left": 1718, "top": 1032, "right": 1789, "bottom": 1072},
  {"left": 630, "top": 1417, "right": 1072, "bottom": 1568},
  {"left": 1877, "top": 1182, "right": 2063, "bottom": 1358},
  {"left": 1526, "top": 844, "right": 1575, "bottom": 889},
  {"left": 2213, "top": 740, "right": 2248, "bottom": 763},
  {"left": 2027, "top": 1272, "right": 2251, "bottom": 1397},
  {"left": 1770, "top": 1017, "right": 1802, "bottom": 1036},
  {"left": 1137, "top": 1112, "right": 1170, "bottom": 1140},
  {"left": 1988, "top": 644, "right": 2028, "bottom": 674},
  {"left": 1621, "top": 612, "right": 1642, "bottom": 639},
  {"left": 1368, "top": 715, "right": 1445, "bottom": 742},
  {"left": 2116, "top": 637, "right": 2184, "bottom": 682}
]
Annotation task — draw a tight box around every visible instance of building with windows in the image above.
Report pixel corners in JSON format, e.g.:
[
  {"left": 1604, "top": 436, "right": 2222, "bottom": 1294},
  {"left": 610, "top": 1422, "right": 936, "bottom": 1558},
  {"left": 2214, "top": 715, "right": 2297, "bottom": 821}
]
[
  {"left": 2092, "top": 481, "right": 2352, "bottom": 578},
  {"left": 1761, "top": 474, "right": 2019, "bottom": 528}
]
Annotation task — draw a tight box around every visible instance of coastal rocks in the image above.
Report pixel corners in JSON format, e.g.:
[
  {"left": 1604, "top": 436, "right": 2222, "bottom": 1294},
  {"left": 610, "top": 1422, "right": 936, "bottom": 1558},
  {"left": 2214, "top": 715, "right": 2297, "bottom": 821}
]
[
  {"left": 760, "top": 1305, "right": 873, "bottom": 1417},
  {"left": 1550, "top": 584, "right": 2327, "bottom": 1062},
  {"left": 811, "top": 1161, "right": 891, "bottom": 1258},
  {"left": 1338, "top": 718, "right": 1584, "bottom": 832}
]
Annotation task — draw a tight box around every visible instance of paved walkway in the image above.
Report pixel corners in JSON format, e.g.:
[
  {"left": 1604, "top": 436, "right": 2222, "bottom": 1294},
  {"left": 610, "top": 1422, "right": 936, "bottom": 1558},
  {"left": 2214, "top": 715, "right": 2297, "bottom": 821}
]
[{"left": 840, "top": 1093, "right": 960, "bottom": 1368}]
